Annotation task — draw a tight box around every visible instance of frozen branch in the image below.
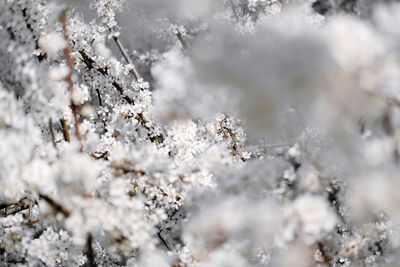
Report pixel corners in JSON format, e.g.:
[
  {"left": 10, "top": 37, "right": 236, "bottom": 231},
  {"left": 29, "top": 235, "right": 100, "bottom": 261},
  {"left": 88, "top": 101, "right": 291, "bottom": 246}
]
[{"left": 59, "top": 9, "right": 82, "bottom": 146}]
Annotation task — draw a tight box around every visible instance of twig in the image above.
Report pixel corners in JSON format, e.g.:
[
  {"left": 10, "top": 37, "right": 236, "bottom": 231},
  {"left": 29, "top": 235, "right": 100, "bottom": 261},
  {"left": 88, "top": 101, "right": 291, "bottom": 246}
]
[
  {"left": 112, "top": 35, "right": 141, "bottom": 81},
  {"left": 218, "top": 115, "right": 245, "bottom": 161},
  {"left": 86, "top": 233, "right": 97, "bottom": 267},
  {"left": 49, "top": 119, "right": 58, "bottom": 148},
  {"left": 327, "top": 179, "right": 345, "bottom": 224},
  {"left": 89, "top": 151, "right": 109, "bottom": 160},
  {"left": 60, "top": 118, "right": 71, "bottom": 142},
  {"left": 39, "top": 193, "right": 70, "bottom": 217},
  {"left": 96, "top": 89, "right": 103, "bottom": 106},
  {"left": 175, "top": 31, "right": 187, "bottom": 50},
  {"left": 316, "top": 242, "right": 333, "bottom": 266},
  {"left": 59, "top": 9, "right": 82, "bottom": 145},
  {"left": 20, "top": 8, "right": 46, "bottom": 61},
  {"left": 78, "top": 50, "right": 164, "bottom": 144},
  {"left": 111, "top": 163, "right": 146, "bottom": 176},
  {"left": 79, "top": 51, "right": 126, "bottom": 97},
  {"left": 157, "top": 231, "right": 172, "bottom": 251},
  {"left": 0, "top": 198, "right": 32, "bottom": 217},
  {"left": 228, "top": 0, "right": 240, "bottom": 22},
  {"left": 95, "top": 89, "right": 107, "bottom": 130}
]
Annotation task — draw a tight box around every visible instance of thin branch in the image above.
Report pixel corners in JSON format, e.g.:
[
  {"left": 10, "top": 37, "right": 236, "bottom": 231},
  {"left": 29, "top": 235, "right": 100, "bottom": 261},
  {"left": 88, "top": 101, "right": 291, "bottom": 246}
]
[
  {"left": 0, "top": 198, "right": 32, "bottom": 217},
  {"left": 112, "top": 36, "right": 141, "bottom": 81},
  {"left": 175, "top": 31, "right": 188, "bottom": 50},
  {"left": 60, "top": 118, "right": 71, "bottom": 143},
  {"left": 327, "top": 179, "right": 346, "bottom": 224},
  {"left": 59, "top": 9, "right": 82, "bottom": 145},
  {"left": 89, "top": 151, "right": 109, "bottom": 160},
  {"left": 49, "top": 119, "right": 58, "bottom": 149},
  {"left": 218, "top": 115, "right": 246, "bottom": 161},
  {"left": 39, "top": 193, "right": 71, "bottom": 217},
  {"left": 228, "top": 0, "right": 240, "bottom": 22},
  {"left": 20, "top": 8, "right": 46, "bottom": 61},
  {"left": 79, "top": 51, "right": 129, "bottom": 100},
  {"left": 78, "top": 50, "right": 164, "bottom": 144},
  {"left": 111, "top": 163, "right": 146, "bottom": 176},
  {"left": 95, "top": 89, "right": 108, "bottom": 130},
  {"left": 96, "top": 89, "right": 103, "bottom": 107},
  {"left": 86, "top": 233, "right": 97, "bottom": 267},
  {"left": 157, "top": 231, "right": 172, "bottom": 251}
]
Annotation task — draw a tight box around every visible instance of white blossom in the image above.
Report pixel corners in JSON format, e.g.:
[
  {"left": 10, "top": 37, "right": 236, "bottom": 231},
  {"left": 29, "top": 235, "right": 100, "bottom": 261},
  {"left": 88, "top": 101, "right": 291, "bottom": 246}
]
[
  {"left": 292, "top": 194, "right": 337, "bottom": 242},
  {"left": 38, "top": 32, "right": 66, "bottom": 59}
]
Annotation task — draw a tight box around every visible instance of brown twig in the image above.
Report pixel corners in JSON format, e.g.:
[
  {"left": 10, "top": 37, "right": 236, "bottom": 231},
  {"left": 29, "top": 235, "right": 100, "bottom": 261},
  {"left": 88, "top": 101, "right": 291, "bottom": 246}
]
[
  {"left": 112, "top": 36, "right": 141, "bottom": 81},
  {"left": 60, "top": 118, "right": 71, "bottom": 142},
  {"left": 0, "top": 198, "right": 32, "bottom": 217},
  {"left": 218, "top": 115, "right": 245, "bottom": 160},
  {"left": 316, "top": 242, "right": 333, "bottom": 266},
  {"left": 175, "top": 31, "right": 188, "bottom": 50},
  {"left": 59, "top": 9, "right": 82, "bottom": 146},
  {"left": 89, "top": 151, "right": 109, "bottom": 160},
  {"left": 39, "top": 193, "right": 71, "bottom": 217},
  {"left": 111, "top": 163, "right": 146, "bottom": 176}
]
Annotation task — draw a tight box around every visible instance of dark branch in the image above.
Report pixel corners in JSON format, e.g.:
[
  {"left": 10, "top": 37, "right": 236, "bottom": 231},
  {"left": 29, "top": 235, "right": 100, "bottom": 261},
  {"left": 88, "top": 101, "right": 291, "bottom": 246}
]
[
  {"left": 39, "top": 194, "right": 71, "bottom": 217},
  {"left": 85, "top": 233, "right": 97, "bottom": 267}
]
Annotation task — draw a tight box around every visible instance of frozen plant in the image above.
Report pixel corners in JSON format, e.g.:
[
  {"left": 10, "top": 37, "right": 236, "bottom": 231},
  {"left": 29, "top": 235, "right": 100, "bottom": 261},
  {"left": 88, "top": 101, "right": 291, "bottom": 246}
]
[{"left": 2, "top": 0, "right": 400, "bottom": 266}]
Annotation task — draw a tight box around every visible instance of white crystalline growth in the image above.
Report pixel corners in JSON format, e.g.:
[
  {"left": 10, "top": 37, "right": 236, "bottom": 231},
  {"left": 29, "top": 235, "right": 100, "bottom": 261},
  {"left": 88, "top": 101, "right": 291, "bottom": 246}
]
[
  {"left": 38, "top": 32, "right": 66, "bottom": 59},
  {"left": 293, "top": 194, "right": 337, "bottom": 242}
]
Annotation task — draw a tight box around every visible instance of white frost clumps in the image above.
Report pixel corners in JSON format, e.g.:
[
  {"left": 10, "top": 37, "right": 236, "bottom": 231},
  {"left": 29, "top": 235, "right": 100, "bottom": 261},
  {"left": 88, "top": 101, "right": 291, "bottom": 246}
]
[
  {"left": 167, "top": 120, "right": 209, "bottom": 163},
  {"left": 72, "top": 85, "right": 90, "bottom": 105},
  {"left": 292, "top": 194, "right": 337, "bottom": 242},
  {"left": 38, "top": 32, "right": 66, "bottom": 59},
  {"left": 23, "top": 228, "right": 84, "bottom": 266},
  {"left": 53, "top": 150, "right": 103, "bottom": 195},
  {"left": 0, "top": 90, "right": 43, "bottom": 200}
]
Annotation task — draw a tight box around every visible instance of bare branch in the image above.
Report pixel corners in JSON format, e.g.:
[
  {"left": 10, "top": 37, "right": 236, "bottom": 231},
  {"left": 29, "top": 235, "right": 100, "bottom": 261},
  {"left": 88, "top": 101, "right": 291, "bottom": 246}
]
[
  {"left": 112, "top": 36, "right": 141, "bottom": 81},
  {"left": 39, "top": 193, "right": 71, "bottom": 217},
  {"left": 228, "top": 0, "right": 240, "bottom": 22},
  {"left": 60, "top": 118, "right": 71, "bottom": 143},
  {"left": 0, "top": 198, "right": 32, "bottom": 217},
  {"left": 59, "top": 9, "right": 82, "bottom": 146},
  {"left": 49, "top": 119, "right": 58, "bottom": 149},
  {"left": 86, "top": 233, "right": 97, "bottom": 267}
]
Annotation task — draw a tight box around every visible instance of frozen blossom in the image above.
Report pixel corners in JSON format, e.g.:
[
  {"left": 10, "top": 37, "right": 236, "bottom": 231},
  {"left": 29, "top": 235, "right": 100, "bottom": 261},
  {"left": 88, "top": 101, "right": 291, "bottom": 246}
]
[
  {"left": 292, "top": 194, "right": 337, "bottom": 242},
  {"left": 38, "top": 32, "right": 66, "bottom": 59},
  {"left": 71, "top": 84, "right": 90, "bottom": 105}
]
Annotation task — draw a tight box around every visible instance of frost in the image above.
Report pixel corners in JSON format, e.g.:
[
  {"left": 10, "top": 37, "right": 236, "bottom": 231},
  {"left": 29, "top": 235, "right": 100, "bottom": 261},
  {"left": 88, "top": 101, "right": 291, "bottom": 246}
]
[
  {"left": 2, "top": 0, "right": 400, "bottom": 266},
  {"left": 292, "top": 194, "right": 337, "bottom": 242},
  {"left": 71, "top": 84, "right": 90, "bottom": 105},
  {"left": 38, "top": 32, "right": 66, "bottom": 59}
]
